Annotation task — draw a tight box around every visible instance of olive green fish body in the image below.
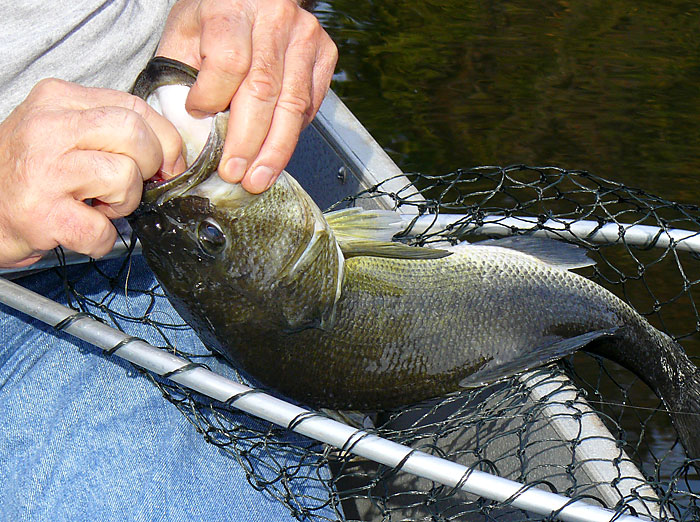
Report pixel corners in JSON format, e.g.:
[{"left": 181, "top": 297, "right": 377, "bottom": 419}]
[
  {"left": 151, "top": 237, "right": 646, "bottom": 410},
  {"left": 129, "top": 57, "right": 700, "bottom": 460},
  {"left": 132, "top": 169, "right": 675, "bottom": 411}
]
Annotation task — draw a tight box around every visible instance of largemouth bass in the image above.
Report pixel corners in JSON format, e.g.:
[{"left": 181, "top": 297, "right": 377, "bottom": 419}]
[{"left": 129, "top": 58, "right": 700, "bottom": 460}]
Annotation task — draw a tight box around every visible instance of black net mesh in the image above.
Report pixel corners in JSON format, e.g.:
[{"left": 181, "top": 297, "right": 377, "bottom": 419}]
[{"left": 40, "top": 165, "right": 700, "bottom": 520}]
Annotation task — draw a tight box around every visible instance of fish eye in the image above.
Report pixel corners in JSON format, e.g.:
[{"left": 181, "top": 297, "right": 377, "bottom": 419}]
[{"left": 197, "top": 218, "right": 226, "bottom": 255}]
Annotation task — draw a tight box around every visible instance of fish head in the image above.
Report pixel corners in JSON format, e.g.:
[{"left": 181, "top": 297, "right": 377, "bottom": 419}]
[{"left": 128, "top": 58, "right": 343, "bottom": 336}]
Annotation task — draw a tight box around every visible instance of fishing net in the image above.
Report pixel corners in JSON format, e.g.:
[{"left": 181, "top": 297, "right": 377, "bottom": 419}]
[{"left": 27, "top": 165, "right": 700, "bottom": 520}]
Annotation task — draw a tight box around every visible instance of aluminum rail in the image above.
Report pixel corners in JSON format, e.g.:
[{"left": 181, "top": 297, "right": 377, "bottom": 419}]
[
  {"left": 2, "top": 213, "right": 699, "bottom": 279},
  {"left": 0, "top": 276, "right": 646, "bottom": 522},
  {"left": 404, "top": 214, "right": 700, "bottom": 253}
]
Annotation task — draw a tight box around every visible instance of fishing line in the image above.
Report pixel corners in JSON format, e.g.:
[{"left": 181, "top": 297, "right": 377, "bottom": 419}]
[{"left": 584, "top": 399, "right": 700, "bottom": 417}]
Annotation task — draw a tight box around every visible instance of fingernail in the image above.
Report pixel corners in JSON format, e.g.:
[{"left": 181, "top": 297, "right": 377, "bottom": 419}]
[
  {"left": 188, "top": 108, "right": 215, "bottom": 119},
  {"left": 163, "top": 154, "right": 187, "bottom": 178},
  {"left": 222, "top": 157, "right": 247, "bottom": 183},
  {"left": 249, "top": 166, "right": 275, "bottom": 193}
]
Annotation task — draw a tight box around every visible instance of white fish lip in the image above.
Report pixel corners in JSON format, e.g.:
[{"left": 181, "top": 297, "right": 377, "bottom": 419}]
[
  {"left": 131, "top": 57, "right": 230, "bottom": 212},
  {"left": 133, "top": 111, "right": 229, "bottom": 213}
]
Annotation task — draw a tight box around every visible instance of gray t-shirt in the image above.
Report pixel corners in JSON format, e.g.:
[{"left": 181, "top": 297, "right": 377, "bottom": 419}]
[{"left": 0, "top": 0, "right": 177, "bottom": 120}]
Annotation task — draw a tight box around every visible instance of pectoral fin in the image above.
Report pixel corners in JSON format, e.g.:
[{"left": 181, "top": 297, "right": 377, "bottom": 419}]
[
  {"left": 324, "top": 208, "right": 404, "bottom": 241},
  {"left": 459, "top": 328, "right": 619, "bottom": 388}
]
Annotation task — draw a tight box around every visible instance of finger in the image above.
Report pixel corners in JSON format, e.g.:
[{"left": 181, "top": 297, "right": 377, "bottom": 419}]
[
  {"left": 61, "top": 150, "right": 144, "bottom": 219},
  {"left": 219, "top": 22, "right": 289, "bottom": 184},
  {"left": 65, "top": 106, "right": 164, "bottom": 180},
  {"left": 307, "top": 32, "right": 338, "bottom": 127},
  {"left": 2, "top": 253, "right": 45, "bottom": 269},
  {"left": 0, "top": 230, "right": 45, "bottom": 268},
  {"left": 154, "top": 0, "right": 200, "bottom": 65},
  {"left": 240, "top": 39, "right": 316, "bottom": 193},
  {"left": 43, "top": 80, "right": 185, "bottom": 176},
  {"left": 124, "top": 97, "right": 186, "bottom": 176},
  {"left": 52, "top": 200, "right": 118, "bottom": 259},
  {"left": 185, "top": 11, "right": 253, "bottom": 116}
]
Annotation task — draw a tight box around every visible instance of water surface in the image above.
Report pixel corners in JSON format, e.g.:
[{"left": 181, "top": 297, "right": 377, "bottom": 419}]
[
  {"left": 318, "top": 0, "right": 700, "bottom": 490},
  {"left": 321, "top": 0, "right": 700, "bottom": 202}
]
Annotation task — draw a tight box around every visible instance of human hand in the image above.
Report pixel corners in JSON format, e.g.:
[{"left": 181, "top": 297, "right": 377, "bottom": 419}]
[
  {"left": 0, "top": 79, "right": 185, "bottom": 268},
  {"left": 156, "top": 0, "right": 338, "bottom": 193}
]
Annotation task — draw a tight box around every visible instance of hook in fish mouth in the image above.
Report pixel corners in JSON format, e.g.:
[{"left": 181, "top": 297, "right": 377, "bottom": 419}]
[{"left": 130, "top": 57, "right": 230, "bottom": 211}]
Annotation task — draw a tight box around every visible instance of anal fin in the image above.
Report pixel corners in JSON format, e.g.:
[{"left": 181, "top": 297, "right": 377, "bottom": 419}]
[{"left": 459, "top": 327, "right": 619, "bottom": 388}]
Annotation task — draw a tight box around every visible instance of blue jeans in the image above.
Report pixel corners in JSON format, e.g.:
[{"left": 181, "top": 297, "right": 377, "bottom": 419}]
[{"left": 0, "top": 256, "right": 338, "bottom": 521}]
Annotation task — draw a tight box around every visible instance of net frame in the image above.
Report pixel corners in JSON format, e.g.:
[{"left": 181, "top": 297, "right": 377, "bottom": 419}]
[{"left": 2, "top": 164, "right": 699, "bottom": 521}]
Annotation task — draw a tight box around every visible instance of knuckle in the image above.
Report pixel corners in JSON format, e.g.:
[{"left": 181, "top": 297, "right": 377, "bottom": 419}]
[
  {"left": 117, "top": 168, "right": 143, "bottom": 211},
  {"left": 15, "top": 111, "right": 48, "bottom": 142},
  {"left": 247, "top": 68, "right": 281, "bottom": 102},
  {"left": 104, "top": 197, "right": 139, "bottom": 218},
  {"left": 126, "top": 94, "right": 150, "bottom": 118},
  {"left": 80, "top": 220, "right": 113, "bottom": 256},
  {"left": 119, "top": 109, "right": 144, "bottom": 137},
  {"left": 105, "top": 156, "right": 142, "bottom": 205},
  {"left": 87, "top": 224, "right": 116, "bottom": 258},
  {"left": 278, "top": 88, "right": 311, "bottom": 116},
  {"left": 30, "top": 78, "right": 69, "bottom": 99},
  {"left": 14, "top": 105, "right": 68, "bottom": 146},
  {"left": 114, "top": 109, "right": 151, "bottom": 150},
  {"left": 206, "top": 48, "right": 251, "bottom": 79},
  {"left": 75, "top": 105, "right": 109, "bottom": 134},
  {"left": 264, "top": 141, "right": 294, "bottom": 163},
  {"left": 297, "top": 10, "right": 322, "bottom": 39},
  {"left": 56, "top": 211, "right": 103, "bottom": 252},
  {"left": 326, "top": 38, "right": 339, "bottom": 62},
  {"left": 319, "top": 34, "right": 339, "bottom": 64},
  {"left": 268, "top": 0, "right": 296, "bottom": 25}
]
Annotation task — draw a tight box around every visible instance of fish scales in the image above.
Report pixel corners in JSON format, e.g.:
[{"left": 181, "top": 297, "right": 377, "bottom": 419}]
[
  {"left": 231, "top": 247, "right": 626, "bottom": 409},
  {"left": 129, "top": 57, "right": 700, "bottom": 461}
]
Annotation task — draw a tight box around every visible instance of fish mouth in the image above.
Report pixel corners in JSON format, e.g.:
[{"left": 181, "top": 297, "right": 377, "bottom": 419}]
[{"left": 131, "top": 57, "right": 229, "bottom": 211}]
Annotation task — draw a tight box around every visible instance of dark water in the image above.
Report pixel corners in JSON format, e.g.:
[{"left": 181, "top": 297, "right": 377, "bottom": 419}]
[
  {"left": 317, "top": 0, "right": 700, "bottom": 490},
  {"left": 320, "top": 0, "right": 700, "bottom": 202}
]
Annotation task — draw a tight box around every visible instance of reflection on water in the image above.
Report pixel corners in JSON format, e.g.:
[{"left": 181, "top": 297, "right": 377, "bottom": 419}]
[
  {"left": 320, "top": 0, "right": 700, "bottom": 202},
  {"left": 318, "top": 0, "right": 700, "bottom": 492}
]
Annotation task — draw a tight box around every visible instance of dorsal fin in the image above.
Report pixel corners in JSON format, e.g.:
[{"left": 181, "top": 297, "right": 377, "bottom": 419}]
[
  {"left": 475, "top": 236, "right": 595, "bottom": 270},
  {"left": 324, "top": 208, "right": 451, "bottom": 260},
  {"left": 324, "top": 208, "right": 405, "bottom": 242}
]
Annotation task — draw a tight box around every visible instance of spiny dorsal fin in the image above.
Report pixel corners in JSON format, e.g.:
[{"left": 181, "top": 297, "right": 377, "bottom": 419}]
[
  {"left": 324, "top": 208, "right": 451, "bottom": 260},
  {"left": 324, "top": 208, "right": 404, "bottom": 242},
  {"left": 475, "top": 236, "right": 595, "bottom": 270}
]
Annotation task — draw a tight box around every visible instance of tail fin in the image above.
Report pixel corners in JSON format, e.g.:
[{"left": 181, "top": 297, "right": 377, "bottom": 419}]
[
  {"left": 671, "top": 369, "right": 700, "bottom": 464},
  {"left": 593, "top": 325, "right": 700, "bottom": 464}
]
